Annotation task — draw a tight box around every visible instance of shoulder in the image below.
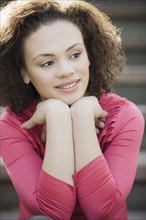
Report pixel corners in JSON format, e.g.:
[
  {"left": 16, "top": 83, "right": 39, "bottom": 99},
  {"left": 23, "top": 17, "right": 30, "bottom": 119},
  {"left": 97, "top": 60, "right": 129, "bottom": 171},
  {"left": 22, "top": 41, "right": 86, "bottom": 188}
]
[
  {"left": 0, "top": 106, "right": 30, "bottom": 143},
  {"left": 99, "top": 92, "right": 144, "bottom": 122},
  {"left": 0, "top": 101, "right": 37, "bottom": 126},
  {"left": 0, "top": 102, "right": 40, "bottom": 152},
  {"left": 99, "top": 92, "right": 128, "bottom": 109},
  {"left": 0, "top": 107, "right": 21, "bottom": 129}
]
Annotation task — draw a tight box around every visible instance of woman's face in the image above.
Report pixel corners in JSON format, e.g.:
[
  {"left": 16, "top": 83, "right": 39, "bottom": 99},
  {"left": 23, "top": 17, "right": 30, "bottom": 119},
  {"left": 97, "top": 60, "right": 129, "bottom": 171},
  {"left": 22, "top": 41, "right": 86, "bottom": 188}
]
[{"left": 22, "top": 20, "right": 90, "bottom": 105}]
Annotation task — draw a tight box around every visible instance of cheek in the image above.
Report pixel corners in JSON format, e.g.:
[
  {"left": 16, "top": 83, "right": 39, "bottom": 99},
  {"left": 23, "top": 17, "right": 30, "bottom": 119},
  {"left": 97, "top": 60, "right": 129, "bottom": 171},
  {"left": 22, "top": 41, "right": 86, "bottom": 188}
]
[
  {"left": 81, "top": 55, "right": 90, "bottom": 75},
  {"left": 30, "top": 72, "right": 53, "bottom": 87},
  {"left": 36, "top": 79, "right": 52, "bottom": 93},
  {"left": 82, "top": 64, "right": 90, "bottom": 80}
]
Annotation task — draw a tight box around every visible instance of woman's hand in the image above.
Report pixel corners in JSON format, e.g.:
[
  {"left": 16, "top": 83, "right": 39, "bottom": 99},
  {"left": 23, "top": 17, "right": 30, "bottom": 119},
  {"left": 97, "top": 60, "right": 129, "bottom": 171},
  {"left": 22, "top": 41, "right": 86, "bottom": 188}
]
[
  {"left": 21, "top": 99, "right": 69, "bottom": 129},
  {"left": 21, "top": 101, "right": 46, "bottom": 129},
  {"left": 71, "top": 96, "right": 108, "bottom": 127},
  {"left": 95, "top": 117, "right": 107, "bottom": 135},
  {"left": 71, "top": 96, "right": 108, "bottom": 135}
]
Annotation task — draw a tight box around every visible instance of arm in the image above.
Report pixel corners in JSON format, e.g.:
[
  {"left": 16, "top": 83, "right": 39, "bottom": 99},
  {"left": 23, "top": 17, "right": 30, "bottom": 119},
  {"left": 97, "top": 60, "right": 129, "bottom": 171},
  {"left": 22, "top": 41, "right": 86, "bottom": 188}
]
[
  {"left": 71, "top": 96, "right": 107, "bottom": 171},
  {"left": 71, "top": 98, "right": 144, "bottom": 219},
  {"left": 36, "top": 99, "right": 75, "bottom": 186},
  {"left": 1, "top": 100, "right": 76, "bottom": 219}
]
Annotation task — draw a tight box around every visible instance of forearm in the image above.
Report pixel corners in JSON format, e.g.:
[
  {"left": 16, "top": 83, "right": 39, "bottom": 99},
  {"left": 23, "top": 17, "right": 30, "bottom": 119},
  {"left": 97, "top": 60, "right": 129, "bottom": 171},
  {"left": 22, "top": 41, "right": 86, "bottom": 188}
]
[
  {"left": 42, "top": 105, "right": 75, "bottom": 186},
  {"left": 71, "top": 109, "right": 102, "bottom": 172},
  {"left": 21, "top": 100, "right": 76, "bottom": 217}
]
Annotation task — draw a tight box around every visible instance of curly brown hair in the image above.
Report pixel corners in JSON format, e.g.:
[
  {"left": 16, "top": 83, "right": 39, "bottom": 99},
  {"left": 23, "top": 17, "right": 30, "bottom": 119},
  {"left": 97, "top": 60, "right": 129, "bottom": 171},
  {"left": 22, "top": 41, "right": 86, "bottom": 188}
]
[{"left": 0, "top": 0, "right": 126, "bottom": 114}]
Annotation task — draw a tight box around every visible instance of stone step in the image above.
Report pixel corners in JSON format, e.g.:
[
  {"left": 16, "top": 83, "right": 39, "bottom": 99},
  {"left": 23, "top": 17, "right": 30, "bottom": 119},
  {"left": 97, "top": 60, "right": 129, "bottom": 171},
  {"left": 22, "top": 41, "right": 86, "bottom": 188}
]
[
  {"left": 126, "top": 51, "right": 145, "bottom": 65},
  {"left": 121, "top": 65, "right": 145, "bottom": 85},
  {"left": 128, "top": 210, "right": 146, "bottom": 220},
  {"left": 93, "top": 0, "right": 145, "bottom": 19},
  {"left": 116, "top": 84, "right": 145, "bottom": 104},
  {"left": 0, "top": 209, "right": 146, "bottom": 220},
  {"left": 137, "top": 105, "right": 146, "bottom": 122},
  {"left": 116, "top": 20, "right": 145, "bottom": 51},
  {"left": 0, "top": 209, "right": 18, "bottom": 220},
  {"left": 135, "top": 151, "right": 146, "bottom": 182}
]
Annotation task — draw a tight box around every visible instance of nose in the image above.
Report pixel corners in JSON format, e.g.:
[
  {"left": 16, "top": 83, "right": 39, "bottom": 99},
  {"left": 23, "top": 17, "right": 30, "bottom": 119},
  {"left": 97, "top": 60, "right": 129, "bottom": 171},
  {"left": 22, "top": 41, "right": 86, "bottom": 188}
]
[{"left": 56, "top": 59, "right": 74, "bottom": 78}]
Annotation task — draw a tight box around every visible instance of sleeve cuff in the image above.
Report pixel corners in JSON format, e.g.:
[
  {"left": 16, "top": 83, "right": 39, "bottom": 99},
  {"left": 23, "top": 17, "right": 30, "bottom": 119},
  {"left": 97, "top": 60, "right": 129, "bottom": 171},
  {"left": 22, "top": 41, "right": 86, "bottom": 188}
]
[{"left": 73, "top": 154, "right": 113, "bottom": 199}]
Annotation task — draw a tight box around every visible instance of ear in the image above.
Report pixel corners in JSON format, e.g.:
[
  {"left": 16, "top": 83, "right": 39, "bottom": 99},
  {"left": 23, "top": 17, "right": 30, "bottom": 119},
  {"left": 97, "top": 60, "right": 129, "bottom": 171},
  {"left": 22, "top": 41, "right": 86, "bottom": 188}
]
[{"left": 21, "top": 68, "right": 30, "bottom": 84}]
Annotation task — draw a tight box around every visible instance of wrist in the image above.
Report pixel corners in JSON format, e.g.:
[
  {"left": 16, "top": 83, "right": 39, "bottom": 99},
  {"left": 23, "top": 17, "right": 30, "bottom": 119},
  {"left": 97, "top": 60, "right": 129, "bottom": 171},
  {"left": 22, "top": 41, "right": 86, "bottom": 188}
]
[
  {"left": 71, "top": 105, "right": 94, "bottom": 124},
  {"left": 42, "top": 99, "right": 70, "bottom": 118}
]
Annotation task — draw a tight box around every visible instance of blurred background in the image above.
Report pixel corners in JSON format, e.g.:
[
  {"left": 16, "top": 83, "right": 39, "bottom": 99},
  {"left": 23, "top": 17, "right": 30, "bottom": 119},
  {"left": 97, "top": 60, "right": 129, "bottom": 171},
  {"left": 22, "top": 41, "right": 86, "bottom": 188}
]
[{"left": 0, "top": 0, "right": 146, "bottom": 219}]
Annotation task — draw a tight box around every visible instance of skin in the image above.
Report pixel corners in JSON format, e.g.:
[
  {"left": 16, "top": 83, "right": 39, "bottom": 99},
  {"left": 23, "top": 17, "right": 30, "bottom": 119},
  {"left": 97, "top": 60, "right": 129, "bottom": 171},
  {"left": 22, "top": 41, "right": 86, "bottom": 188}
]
[
  {"left": 22, "top": 20, "right": 107, "bottom": 186},
  {"left": 22, "top": 21, "right": 90, "bottom": 105}
]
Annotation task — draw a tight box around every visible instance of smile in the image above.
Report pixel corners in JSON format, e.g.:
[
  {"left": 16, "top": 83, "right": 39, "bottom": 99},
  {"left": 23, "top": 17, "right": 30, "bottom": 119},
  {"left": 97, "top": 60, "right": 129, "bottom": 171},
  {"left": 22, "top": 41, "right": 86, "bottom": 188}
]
[{"left": 56, "top": 80, "right": 80, "bottom": 92}]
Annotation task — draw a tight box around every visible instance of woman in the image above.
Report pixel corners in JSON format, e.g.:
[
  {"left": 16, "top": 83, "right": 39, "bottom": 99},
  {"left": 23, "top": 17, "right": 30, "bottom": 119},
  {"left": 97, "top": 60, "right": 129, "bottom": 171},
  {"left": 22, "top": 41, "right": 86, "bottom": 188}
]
[{"left": 0, "top": 0, "right": 144, "bottom": 219}]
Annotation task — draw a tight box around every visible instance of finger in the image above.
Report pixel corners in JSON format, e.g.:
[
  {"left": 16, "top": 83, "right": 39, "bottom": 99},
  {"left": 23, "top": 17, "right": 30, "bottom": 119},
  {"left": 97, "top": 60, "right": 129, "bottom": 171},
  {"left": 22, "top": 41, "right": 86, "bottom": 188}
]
[
  {"left": 95, "top": 120, "right": 105, "bottom": 129},
  {"left": 102, "top": 118, "right": 106, "bottom": 122},
  {"left": 95, "top": 110, "right": 108, "bottom": 121},
  {"left": 21, "top": 115, "right": 37, "bottom": 129},
  {"left": 100, "top": 110, "right": 108, "bottom": 119},
  {"left": 95, "top": 127, "right": 100, "bottom": 135}
]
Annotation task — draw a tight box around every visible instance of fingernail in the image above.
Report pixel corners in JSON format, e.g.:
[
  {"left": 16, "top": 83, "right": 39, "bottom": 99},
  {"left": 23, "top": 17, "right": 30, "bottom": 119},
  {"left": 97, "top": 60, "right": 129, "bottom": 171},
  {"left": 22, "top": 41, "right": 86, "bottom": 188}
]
[
  {"left": 95, "top": 127, "right": 100, "bottom": 134},
  {"left": 100, "top": 121, "right": 105, "bottom": 128},
  {"left": 21, "top": 123, "right": 27, "bottom": 129},
  {"left": 104, "top": 110, "right": 108, "bottom": 116}
]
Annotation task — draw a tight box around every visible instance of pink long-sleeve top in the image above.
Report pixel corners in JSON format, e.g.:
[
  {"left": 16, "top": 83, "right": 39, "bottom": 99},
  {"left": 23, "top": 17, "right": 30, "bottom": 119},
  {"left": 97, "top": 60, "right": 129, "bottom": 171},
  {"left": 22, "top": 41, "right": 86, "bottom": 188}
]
[{"left": 0, "top": 93, "right": 144, "bottom": 220}]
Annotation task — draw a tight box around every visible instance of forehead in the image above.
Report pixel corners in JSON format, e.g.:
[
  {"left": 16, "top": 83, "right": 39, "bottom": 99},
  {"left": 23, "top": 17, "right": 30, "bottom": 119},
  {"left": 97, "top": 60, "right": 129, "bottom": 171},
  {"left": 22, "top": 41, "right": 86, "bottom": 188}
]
[{"left": 24, "top": 20, "right": 84, "bottom": 53}]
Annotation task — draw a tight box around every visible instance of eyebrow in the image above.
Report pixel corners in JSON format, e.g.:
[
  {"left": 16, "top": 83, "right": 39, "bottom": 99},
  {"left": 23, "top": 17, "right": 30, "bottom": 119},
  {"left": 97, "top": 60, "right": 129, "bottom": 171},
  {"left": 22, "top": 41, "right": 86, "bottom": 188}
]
[{"left": 33, "top": 43, "right": 83, "bottom": 61}]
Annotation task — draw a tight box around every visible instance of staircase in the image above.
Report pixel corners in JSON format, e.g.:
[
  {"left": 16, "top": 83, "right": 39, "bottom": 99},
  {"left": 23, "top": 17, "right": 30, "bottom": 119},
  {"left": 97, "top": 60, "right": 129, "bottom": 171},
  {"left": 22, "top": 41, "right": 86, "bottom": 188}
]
[
  {"left": 94, "top": 0, "right": 146, "bottom": 217},
  {"left": 0, "top": 0, "right": 146, "bottom": 219}
]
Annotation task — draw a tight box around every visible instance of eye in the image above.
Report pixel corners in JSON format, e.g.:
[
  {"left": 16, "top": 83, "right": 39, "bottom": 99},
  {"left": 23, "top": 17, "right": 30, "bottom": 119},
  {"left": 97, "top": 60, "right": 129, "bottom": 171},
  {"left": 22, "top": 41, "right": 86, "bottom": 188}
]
[
  {"left": 70, "top": 52, "right": 81, "bottom": 59},
  {"left": 41, "top": 60, "right": 54, "bottom": 67}
]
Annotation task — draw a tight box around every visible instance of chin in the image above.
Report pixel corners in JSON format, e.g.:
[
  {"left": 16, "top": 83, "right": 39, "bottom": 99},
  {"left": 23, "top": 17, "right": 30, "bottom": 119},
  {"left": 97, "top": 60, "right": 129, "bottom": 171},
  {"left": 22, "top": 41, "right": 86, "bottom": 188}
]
[{"left": 64, "top": 94, "right": 84, "bottom": 106}]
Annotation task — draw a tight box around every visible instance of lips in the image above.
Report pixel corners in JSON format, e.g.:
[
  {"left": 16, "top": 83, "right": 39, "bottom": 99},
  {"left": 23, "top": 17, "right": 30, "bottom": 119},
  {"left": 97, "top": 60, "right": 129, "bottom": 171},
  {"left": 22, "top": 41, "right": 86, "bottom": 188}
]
[
  {"left": 55, "top": 79, "right": 80, "bottom": 93},
  {"left": 56, "top": 79, "right": 80, "bottom": 90}
]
